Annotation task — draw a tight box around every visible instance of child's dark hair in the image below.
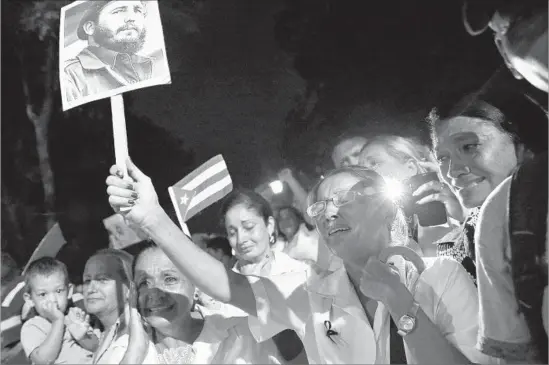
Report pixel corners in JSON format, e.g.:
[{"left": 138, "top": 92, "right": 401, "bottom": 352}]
[{"left": 24, "top": 257, "right": 69, "bottom": 291}]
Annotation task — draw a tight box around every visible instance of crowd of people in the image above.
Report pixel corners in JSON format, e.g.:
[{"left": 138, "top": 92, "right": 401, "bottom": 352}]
[{"left": 2, "top": 0, "right": 548, "bottom": 363}]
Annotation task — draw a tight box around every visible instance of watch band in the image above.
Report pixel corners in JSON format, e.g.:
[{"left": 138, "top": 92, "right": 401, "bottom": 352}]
[{"left": 408, "top": 300, "right": 420, "bottom": 317}]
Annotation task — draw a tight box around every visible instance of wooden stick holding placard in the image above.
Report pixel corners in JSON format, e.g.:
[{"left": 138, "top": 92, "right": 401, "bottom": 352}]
[
  {"left": 111, "top": 94, "right": 129, "bottom": 177},
  {"left": 111, "top": 94, "right": 133, "bottom": 211}
]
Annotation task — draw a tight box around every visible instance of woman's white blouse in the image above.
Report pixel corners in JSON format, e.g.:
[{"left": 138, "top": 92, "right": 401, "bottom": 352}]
[
  {"left": 246, "top": 251, "right": 500, "bottom": 364},
  {"left": 166, "top": 305, "right": 283, "bottom": 364}
]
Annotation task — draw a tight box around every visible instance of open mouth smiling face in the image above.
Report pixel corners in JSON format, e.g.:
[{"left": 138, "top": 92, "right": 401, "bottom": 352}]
[{"left": 314, "top": 170, "right": 386, "bottom": 255}]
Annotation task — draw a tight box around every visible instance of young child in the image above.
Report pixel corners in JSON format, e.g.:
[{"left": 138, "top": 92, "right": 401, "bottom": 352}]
[{"left": 20, "top": 257, "right": 98, "bottom": 364}]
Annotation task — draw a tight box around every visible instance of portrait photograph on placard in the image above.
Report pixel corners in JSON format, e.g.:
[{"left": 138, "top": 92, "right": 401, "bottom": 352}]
[{"left": 59, "top": 0, "right": 171, "bottom": 111}]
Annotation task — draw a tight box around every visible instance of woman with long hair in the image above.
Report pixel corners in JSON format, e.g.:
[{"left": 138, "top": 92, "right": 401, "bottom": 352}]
[
  {"left": 427, "top": 94, "right": 532, "bottom": 283},
  {"left": 359, "top": 135, "right": 463, "bottom": 256}
]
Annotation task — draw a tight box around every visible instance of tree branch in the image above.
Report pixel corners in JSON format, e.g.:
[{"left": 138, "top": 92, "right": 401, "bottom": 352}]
[
  {"left": 40, "top": 40, "right": 55, "bottom": 122},
  {"left": 17, "top": 50, "right": 40, "bottom": 122}
]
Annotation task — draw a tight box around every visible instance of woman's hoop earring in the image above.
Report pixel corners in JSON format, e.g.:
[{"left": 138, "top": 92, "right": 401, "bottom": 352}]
[{"left": 269, "top": 234, "right": 276, "bottom": 244}]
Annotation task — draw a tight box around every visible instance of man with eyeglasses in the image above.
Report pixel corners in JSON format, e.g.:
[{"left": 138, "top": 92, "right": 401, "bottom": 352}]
[{"left": 462, "top": 0, "right": 548, "bottom": 92}]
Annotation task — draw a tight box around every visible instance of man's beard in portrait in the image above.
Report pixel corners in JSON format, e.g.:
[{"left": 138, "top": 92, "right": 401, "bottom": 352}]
[{"left": 94, "top": 24, "right": 147, "bottom": 54}]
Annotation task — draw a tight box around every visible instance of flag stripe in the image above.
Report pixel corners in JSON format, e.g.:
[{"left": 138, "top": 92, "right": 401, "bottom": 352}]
[
  {"left": 175, "top": 155, "right": 224, "bottom": 189},
  {"left": 169, "top": 186, "right": 186, "bottom": 231},
  {"left": 188, "top": 175, "right": 233, "bottom": 210},
  {"left": 1, "top": 316, "right": 22, "bottom": 332},
  {"left": 186, "top": 168, "right": 229, "bottom": 199},
  {"left": 2, "top": 282, "right": 25, "bottom": 307},
  {"left": 186, "top": 182, "right": 233, "bottom": 220},
  {"left": 169, "top": 155, "right": 233, "bottom": 223},
  {"left": 182, "top": 159, "right": 228, "bottom": 191}
]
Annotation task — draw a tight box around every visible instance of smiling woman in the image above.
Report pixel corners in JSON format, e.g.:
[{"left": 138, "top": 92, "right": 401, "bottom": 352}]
[
  {"left": 131, "top": 241, "right": 285, "bottom": 364},
  {"left": 427, "top": 95, "right": 533, "bottom": 284}
]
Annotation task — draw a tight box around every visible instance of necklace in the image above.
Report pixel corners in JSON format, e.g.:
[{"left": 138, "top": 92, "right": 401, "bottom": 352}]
[
  {"left": 158, "top": 344, "right": 196, "bottom": 364},
  {"left": 155, "top": 313, "right": 204, "bottom": 364}
]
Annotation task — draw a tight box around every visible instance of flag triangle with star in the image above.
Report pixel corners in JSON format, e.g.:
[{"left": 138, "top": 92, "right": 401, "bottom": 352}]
[{"left": 173, "top": 188, "right": 196, "bottom": 221}]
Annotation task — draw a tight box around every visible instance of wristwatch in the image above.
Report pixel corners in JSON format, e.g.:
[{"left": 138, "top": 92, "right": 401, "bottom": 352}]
[{"left": 396, "top": 300, "right": 420, "bottom": 336}]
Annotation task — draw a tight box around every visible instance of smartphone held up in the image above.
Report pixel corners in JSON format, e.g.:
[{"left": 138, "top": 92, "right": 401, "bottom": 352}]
[{"left": 402, "top": 172, "right": 448, "bottom": 227}]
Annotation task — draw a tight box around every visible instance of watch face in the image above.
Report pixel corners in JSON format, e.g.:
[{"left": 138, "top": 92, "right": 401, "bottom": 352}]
[{"left": 399, "top": 315, "right": 415, "bottom": 331}]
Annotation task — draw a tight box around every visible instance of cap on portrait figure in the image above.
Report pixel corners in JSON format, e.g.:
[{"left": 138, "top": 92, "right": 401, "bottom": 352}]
[
  {"left": 76, "top": 1, "right": 110, "bottom": 40},
  {"left": 461, "top": 0, "right": 501, "bottom": 36},
  {"left": 76, "top": 0, "right": 147, "bottom": 41}
]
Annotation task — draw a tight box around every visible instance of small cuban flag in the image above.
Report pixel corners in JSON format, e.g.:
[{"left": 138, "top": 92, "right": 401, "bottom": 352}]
[{"left": 168, "top": 155, "right": 233, "bottom": 233}]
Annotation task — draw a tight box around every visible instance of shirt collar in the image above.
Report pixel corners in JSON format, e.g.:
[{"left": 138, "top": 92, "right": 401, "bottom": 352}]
[
  {"left": 231, "top": 250, "right": 277, "bottom": 275},
  {"left": 304, "top": 262, "right": 347, "bottom": 297},
  {"left": 78, "top": 46, "right": 152, "bottom": 70},
  {"left": 101, "top": 313, "right": 128, "bottom": 340},
  {"left": 93, "top": 314, "right": 126, "bottom": 363}
]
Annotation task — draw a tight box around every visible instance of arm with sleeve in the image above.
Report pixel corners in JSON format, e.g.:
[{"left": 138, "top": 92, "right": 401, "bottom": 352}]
[
  {"left": 475, "top": 178, "right": 535, "bottom": 362},
  {"left": 422, "top": 258, "right": 502, "bottom": 364},
  {"left": 246, "top": 268, "right": 311, "bottom": 342},
  {"left": 21, "top": 317, "right": 65, "bottom": 364}
]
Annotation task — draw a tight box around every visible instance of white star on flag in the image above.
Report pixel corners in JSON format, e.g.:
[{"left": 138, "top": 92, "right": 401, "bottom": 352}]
[{"left": 180, "top": 194, "right": 189, "bottom": 205}]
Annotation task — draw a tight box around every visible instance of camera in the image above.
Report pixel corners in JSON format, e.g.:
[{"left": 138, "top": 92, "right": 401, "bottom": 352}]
[{"left": 400, "top": 172, "right": 448, "bottom": 227}]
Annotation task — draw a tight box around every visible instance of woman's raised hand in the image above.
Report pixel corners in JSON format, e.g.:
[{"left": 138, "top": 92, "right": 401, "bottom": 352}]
[
  {"left": 413, "top": 180, "right": 466, "bottom": 223},
  {"left": 106, "top": 158, "right": 161, "bottom": 228},
  {"left": 277, "top": 168, "right": 294, "bottom": 183}
]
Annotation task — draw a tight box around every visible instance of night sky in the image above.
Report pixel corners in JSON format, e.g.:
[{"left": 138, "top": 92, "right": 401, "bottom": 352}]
[
  {"left": 3, "top": 0, "right": 544, "bottom": 273},
  {"left": 130, "top": 0, "right": 506, "bottom": 233}
]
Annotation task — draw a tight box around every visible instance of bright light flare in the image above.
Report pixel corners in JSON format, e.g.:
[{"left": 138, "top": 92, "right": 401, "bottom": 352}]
[
  {"left": 269, "top": 180, "right": 284, "bottom": 194},
  {"left": 382, "top": 177, "right": 405, "bottom": 202}
]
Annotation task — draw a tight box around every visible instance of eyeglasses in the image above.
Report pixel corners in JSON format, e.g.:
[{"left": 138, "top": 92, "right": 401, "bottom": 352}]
[{"left": 307, "top": 189, "right": 375, "bottom": 218}]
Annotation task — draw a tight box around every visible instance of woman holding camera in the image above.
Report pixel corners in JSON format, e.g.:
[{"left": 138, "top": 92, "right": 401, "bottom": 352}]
[
  {"left": 359, "top": 135, "right": 463, "bottom": 257},
  {"left": 427, "top": 95, "right": 532, "bottom": 284}
]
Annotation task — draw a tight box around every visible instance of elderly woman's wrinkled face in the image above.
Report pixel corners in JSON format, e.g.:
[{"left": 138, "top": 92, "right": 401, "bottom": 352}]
[
  {"left": 83, "top": 255, "right": 127, "bottom": 317},
  {"left": 134, "top": 247, "right": 195, "bottom": 330},
  {"left": 434, "top": 116, "right": 518, "bottom": 209},
  {"left": 225, "top": 204, "right": 273, "bottom": 263},
  {"left": 313, "top": 172, "right": 393, "bottom": 264}
]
